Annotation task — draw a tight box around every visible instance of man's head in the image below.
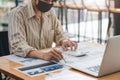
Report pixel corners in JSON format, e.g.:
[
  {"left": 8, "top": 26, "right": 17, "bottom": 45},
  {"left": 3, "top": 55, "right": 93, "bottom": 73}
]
[{"left": 33, "top": 0, "right": 57, "bottom": 12}]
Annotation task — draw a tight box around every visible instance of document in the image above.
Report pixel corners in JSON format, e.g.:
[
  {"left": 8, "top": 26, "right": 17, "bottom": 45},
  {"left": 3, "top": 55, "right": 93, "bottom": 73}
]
[
  {"left": 15, "top": 62, "right": 68, "bottom": 77},
  {"left": 4, "top": 54, "right": 49, "bottom": 66},
  {"left": 46, "top": 70, "right": 95, "bottom": 80},
  {"left": 4, "top": 53, "right": 69, "bottom": 77},
  {"left": 56, "top": 43, "right": 105, "bottom": 69},
  {"left": 3, "top": 42, "right": 105, "bottom": 77}
]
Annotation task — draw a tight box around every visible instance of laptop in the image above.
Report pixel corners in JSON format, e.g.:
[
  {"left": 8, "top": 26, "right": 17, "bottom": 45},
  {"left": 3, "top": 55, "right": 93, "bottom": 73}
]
[{"left": 63, "top": 35, "right": 120, "bottom": 77}]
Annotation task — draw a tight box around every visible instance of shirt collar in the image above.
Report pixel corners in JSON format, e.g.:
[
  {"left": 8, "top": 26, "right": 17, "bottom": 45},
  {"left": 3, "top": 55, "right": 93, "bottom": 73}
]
[
  {"left": 27, "top": 0, "right": 52, "bottom": 19},
  {"left": 27, "top": 0, "right": 35, "bottom": 19}
]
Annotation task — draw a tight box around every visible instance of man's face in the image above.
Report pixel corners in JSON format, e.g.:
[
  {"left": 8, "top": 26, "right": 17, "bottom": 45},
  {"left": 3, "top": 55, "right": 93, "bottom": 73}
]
[{"left": 35, "top": 0, "right": 54, "bottom": 12}]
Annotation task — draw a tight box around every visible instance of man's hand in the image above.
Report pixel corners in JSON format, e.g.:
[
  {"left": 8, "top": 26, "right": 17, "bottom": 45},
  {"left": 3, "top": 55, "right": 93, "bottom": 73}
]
[
  {"left": 28, "top": 48, "right": 63, "bottom": 62},
  {"left": 61, "top": 40, "right": 78, "bottom": 51},
  {"left": 42, "top": 48, "right": 63, "bottom": 62}
]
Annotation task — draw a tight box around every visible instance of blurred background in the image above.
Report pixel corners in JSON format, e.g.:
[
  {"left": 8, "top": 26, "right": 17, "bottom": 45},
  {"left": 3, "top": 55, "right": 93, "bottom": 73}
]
[{"left": 0, "top": 0, "right": 120, "bottom": 44}]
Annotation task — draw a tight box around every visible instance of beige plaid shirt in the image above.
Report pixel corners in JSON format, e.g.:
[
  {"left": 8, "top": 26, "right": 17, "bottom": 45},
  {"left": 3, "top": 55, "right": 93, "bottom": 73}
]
[{"left": 8, "top": 0, "right": 67, "bottom": 57}]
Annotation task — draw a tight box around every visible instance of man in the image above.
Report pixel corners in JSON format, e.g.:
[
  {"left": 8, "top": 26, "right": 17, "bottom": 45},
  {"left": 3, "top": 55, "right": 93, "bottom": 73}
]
[{"left": 8, "top": 0, "right": 78, "bottom": 62}]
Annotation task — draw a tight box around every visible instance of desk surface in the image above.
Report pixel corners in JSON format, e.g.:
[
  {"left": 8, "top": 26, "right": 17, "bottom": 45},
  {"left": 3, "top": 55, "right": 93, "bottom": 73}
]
[{"left": 0, "top": 57, "right": 120, "bottom": 80}]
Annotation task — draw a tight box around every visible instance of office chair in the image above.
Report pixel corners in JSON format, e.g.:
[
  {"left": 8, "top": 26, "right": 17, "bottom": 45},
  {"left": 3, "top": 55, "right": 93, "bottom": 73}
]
[
  {"left": 0, "top": 31, "right": 10, "bottom": 56},
  {"left": 0, "top": 31, "right": 10, "bottom": 80}
]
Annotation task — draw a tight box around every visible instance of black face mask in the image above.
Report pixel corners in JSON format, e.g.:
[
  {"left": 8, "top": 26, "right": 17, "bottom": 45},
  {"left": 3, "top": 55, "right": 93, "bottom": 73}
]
[{"left": 36, "top": 0, "right": 53, "bottom": 12}]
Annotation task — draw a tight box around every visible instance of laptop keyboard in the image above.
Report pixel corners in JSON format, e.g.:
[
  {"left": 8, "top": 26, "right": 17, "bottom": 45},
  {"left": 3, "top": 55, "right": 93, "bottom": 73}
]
[{"left": 87, "top": 65, "right": 100, "bottom": 73}]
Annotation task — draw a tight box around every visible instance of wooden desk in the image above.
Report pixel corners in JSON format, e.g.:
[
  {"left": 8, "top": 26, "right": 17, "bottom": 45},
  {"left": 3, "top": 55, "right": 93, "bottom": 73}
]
[{"left": 0, "top": 57, "right": 120, "bottom": 80}]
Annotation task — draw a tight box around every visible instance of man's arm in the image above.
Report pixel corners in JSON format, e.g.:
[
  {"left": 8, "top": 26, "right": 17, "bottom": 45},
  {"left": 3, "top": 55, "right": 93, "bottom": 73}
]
[
  {"left": 51, "top": 10, "right": 68, "bottom": 46},
  {"left": 51, "top": 10, "right": 78, "bottom": 50},
  {"left": 8, "top": 11, "right": 37, "bottom": 57},
  {"left": 8, "top": 10, "right": 63, "bottom": 62}
]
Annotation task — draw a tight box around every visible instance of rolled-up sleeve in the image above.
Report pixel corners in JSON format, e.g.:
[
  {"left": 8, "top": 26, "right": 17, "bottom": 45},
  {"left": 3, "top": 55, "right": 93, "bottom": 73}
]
[
  {"left": 52, "top": 11, "right": 69, "bottom": 46},
  {"left": 8, "top": 11, "right": 36, "bottom": 57}
]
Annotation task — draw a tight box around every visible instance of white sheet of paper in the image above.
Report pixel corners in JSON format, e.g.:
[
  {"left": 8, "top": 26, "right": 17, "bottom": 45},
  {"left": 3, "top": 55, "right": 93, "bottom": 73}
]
[
  {"left": 4, "top": 54, "right": 49, "bottom": 66},
  {"left": 57, "top": 43, "right": 105, "bottom": 68},
  {"left": 46, "top": 70, "right": 95, "bottom": 80}
]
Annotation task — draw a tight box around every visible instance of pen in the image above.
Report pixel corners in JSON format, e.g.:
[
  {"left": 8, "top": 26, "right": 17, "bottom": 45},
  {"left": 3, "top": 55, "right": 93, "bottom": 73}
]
[{"left": 63, "top": 57, "right": 67, "bottom": 63}]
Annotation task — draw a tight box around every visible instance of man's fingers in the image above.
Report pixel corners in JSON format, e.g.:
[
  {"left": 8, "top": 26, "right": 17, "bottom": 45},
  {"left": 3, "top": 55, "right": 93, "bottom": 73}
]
[
  {"left": 74, "top": 42, "right": 78, "bottom": 50},
  {"left": 61, "top": 40, "right": 78, "bottom": 51},
  {"left": 52, "top": 48, "right": 63, "bottom": 59},
  {"left": 50, "top": 49, "right": 63, "bottom": 60},
  {"left": 68, "top": 41, "right": 75, "bottom": 51},
  {"left": 68, "top": 41, "right": 78, "bottom": 51},
  {"left": 67, "top": 41, "right": 73, "bottom": 50},
  {"left": 50, "top": 54, "right": 60, "bottom": 62},
  {"left": 62, "top": 43, "right": 67, "bottom": 51},
  {"left": 71, "top": 42, "right": 78, "bottom": 51}
]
